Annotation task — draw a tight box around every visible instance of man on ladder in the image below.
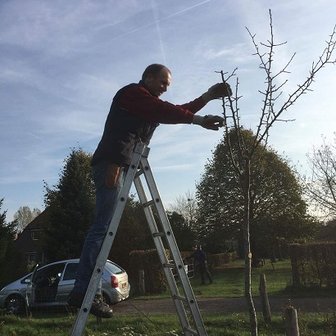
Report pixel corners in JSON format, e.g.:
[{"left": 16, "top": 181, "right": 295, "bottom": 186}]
[{"left": 68, "top": 63, "right": 232, "bottom": 318}]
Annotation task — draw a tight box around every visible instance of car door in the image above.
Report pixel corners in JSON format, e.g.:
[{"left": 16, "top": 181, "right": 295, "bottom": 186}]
[
  {"left": 28, "top": 262, "right": 66, "bottom": 306},
  {"left": 56, "top": 261, "right": 79, "bottom": 304},
  {"left": 26, "top": 263, "right": 39, "bottom": 307}
]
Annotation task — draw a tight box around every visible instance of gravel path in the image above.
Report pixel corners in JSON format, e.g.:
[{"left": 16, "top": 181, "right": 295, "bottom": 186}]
[{"left": 114, "top": 296, "right": 336, "bottom": 315}]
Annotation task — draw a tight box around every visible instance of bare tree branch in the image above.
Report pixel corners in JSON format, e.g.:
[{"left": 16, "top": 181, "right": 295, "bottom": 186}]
[
  {"left": 244, "top": 10, "right": 336, "bottom": 155},
  {"left": 305, "top": 135, "right": 336, "bottom": 219}
]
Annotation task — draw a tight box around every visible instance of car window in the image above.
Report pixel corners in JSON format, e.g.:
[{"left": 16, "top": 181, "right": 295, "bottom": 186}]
[
  {"left": 21, "top": 274, "right": 32, "bottom": 285},
  {"left": 105, "top": 261, "right": 123, "bottom": 275},
  {"left": 63, "top": 263, "right": 79, "bottom": 281},
  {"left": 34, "top": 263, "right": 65, "bottom": 284}
]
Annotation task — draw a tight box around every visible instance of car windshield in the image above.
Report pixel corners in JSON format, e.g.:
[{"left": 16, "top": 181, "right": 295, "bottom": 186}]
[
  {"left": 21, "top": 274, "right": 32, "bottom": 285},
  {"left": 105, "top": 261, "right": 123, "bottom": 275}
]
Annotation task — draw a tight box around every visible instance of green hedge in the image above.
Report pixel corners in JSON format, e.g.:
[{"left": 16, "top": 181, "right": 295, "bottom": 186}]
[
  {"left": 129, "top": 249, "right": 168, "bottom": 294},
  {"left": 289, "top": 242, "right": 336, "bottom": 288},
  {"left": 208, "top": 252, "right": 238, "bottom": 268},
  {"left": 128, "top": 250, "right": 238, "bottom": 294}
]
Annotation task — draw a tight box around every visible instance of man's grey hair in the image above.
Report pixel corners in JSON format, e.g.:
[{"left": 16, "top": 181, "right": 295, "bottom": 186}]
[{"left": 141, "top": 64, "right": 171, "bottom": 81}]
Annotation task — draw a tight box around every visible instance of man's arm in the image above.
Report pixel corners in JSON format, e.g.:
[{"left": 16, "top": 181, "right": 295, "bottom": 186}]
[
  {"left": 118, "top": 82, "right": 232, "bottom": 128},
  {"left": 118, "top": 85, "right": 196, "bottom": 124}
]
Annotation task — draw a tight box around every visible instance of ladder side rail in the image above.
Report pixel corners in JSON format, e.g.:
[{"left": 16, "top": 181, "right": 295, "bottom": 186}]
[
  {"left": 132, "top": 175, "right": 172, "bottom": 271},
  {"left": 70, "top": 143, "right": 146, "bottom": 336},
  {"left": 140, "top": 155, "right": 195, "bottom": 284},
  {"left": 133, "top": 174, "right": 193, "bottom": 334},
  {"left": 139, "top": 156, "right": 208, "bottom": 336}
]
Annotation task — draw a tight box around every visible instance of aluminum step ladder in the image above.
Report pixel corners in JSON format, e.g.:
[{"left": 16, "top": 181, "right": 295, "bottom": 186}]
[{"left": 70, "top": 142, "right": 208, "bottom": 336}]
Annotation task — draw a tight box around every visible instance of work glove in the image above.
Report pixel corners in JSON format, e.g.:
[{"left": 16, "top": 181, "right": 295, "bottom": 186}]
[
  {"left": 206, "top": 83, "right": 232, "bottom": 100},
  {"left": 192, "top": 115, "right": 224, "bottom": 130}
]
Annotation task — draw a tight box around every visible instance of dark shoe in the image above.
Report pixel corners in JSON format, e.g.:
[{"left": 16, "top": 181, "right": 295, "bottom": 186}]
[
  {"left": 91, "top": 296, "right": 113, "bottom": 318},
  {"left": 68, "top": 292, "right": 113, "bottom": 318}
]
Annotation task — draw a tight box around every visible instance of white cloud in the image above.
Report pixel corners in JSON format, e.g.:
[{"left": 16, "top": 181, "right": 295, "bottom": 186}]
[{"left": 199, "top": 43, "right": 250, "bottom": 63}]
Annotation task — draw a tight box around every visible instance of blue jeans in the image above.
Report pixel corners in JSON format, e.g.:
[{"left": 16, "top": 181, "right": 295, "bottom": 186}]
[{"left": 73, "top": 161, "right": 125, "bottom": 295}]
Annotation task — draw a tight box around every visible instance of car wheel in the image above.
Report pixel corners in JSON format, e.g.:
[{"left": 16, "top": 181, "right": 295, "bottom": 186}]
[{"left": 5, "top": 295, "right": 26, "bottom": 315}]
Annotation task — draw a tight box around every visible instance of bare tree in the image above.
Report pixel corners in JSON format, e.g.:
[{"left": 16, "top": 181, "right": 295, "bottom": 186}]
[
  {"left": 219, "top": 10, "right": 336, "bottom": 336},
  {"left": 13, "top": 206, "right": 41, "bottom": 232},
  {"left": 305, "top": 134, "right": 336, "bottom": 220},
  {"left": 170, "top": 191, "right": 198, "bottom": 228}
]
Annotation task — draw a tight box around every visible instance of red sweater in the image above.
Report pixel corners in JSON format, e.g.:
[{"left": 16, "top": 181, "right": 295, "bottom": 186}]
[
  {"left": 118, "top": 83, "right": 206, "bottom": 123},
  {"left": 91, "top": 82, "right": 206, "bottom": 166}
]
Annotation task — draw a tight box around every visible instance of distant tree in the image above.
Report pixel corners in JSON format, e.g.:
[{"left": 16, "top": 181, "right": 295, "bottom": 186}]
[
  {"left": 316, "top": 218, "right": 336, "bottom": 241},
  {"left": 43, "top": 150, "right": 154, "bottom": 266},
  {"left": 168, "top": 211, "right": 196, "bottom": 251},
  {"left": 196, "top": 129, "right": 317, "bottom": 256},
  {"left": 305, "top": 134, "right": 336, "bottom": 219},
  {"left": 0, "top": 198, "right": 15, "bottom": 261},
  {"left": 170, "top": 191, "right": 198, "bottom": 228},
  {"left": 43, "top": 148, "right": 95, "bottom": 261},
  {"left": 111, "top": 198, "right": 197, "bottom": 269},
  {"left": 0, "top": 198, "right": 18, "bottom": 286},
  {"left": 13, "top": 206, "right": 41, "bottom": 232},
  {"left": 110, "top": 195, "right": 154, "bottom": 270}
]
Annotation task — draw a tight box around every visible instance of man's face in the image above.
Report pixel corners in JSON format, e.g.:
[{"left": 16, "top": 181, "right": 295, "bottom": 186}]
[{"left": 145, "top": 68, "right": 171, "bottom": 97}]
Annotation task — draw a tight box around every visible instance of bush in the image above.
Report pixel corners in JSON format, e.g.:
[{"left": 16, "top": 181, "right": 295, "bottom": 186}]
[
  {"left": 289, "top": 242, "right": 336, "bottom": 288},
  {"left": 129, "top": 249, "right": 168, "bottom": 294},
  {"left": 208, "top": 252, "right": 238, "bottom": 268}
]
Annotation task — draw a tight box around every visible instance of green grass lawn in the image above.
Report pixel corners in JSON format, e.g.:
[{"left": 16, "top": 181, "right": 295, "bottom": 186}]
[
  {"left": 1, "top": 311, "right": 336, "bottom": 335},
  {"left": 190, "top": 259, "right": 292, "bottom": 298},
  {"left": 141, "top": 260, "right": 308, "bottom": 299},
  {"left": 137, "top": 258, "right": 335, "bottom": 300},
  {"left": 184, "top": 259, "right": 336, "bottom": 299},
  {"left": 135, "top": 259, "right": 291, "bottom": 300}
]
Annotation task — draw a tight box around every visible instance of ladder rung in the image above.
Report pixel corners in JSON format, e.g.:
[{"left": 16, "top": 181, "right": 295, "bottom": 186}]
[
  {"left": 163, "top": 262, "right": 175, "bottom": 269},
  {"left": 135, "top": 169, "right": 144, "bottom": 178},
  {"left": 183, "top": 327, "right": 198, "bottom": 335},
  {"left": 152, "top": 232, "right": 165, "bottom": 237},
  {"left": 173, "top": 294, "right": 188, "bottom": 303},
  {"left": 142, "top": 200, "right": 154, "bottom": 208}
]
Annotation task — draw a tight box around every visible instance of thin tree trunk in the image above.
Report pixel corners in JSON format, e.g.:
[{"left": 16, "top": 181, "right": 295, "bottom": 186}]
[
  {"left": 138, "top": 269, "right": 146, "bottom": 295},
  {"left": 243, "top": 159, "right": 258, "bottom": 336}
]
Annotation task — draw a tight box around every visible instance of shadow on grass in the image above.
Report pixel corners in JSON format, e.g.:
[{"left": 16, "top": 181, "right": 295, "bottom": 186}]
[{"left": 279, "top": 285, "right": 336, "bottom": 298}]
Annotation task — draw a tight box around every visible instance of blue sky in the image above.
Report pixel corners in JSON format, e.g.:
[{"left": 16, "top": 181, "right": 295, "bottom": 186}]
[{"left": 1, "top": 0, "right": 336, "bottom": 221}]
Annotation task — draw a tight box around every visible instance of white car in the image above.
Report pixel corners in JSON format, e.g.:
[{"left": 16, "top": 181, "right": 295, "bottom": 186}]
[{"left": 0, "top": 259, "right": 130, "bottom": 314}]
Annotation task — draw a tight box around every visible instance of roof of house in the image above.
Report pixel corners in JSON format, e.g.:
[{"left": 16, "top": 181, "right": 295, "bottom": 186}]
[{"left": 14, "top": 209, "right": 49, "bottom": 252}]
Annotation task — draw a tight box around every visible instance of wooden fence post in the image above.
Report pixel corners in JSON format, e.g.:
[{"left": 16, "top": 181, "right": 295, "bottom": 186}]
[
  {"left": 139, "top": 269, "right": 146, "bottom": 295},
  {"left": 284, "top": 306, "right": 300, "bottom": 336},
  {"left": 259, "top": 273, "right": 272, "bottom": 324}
]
